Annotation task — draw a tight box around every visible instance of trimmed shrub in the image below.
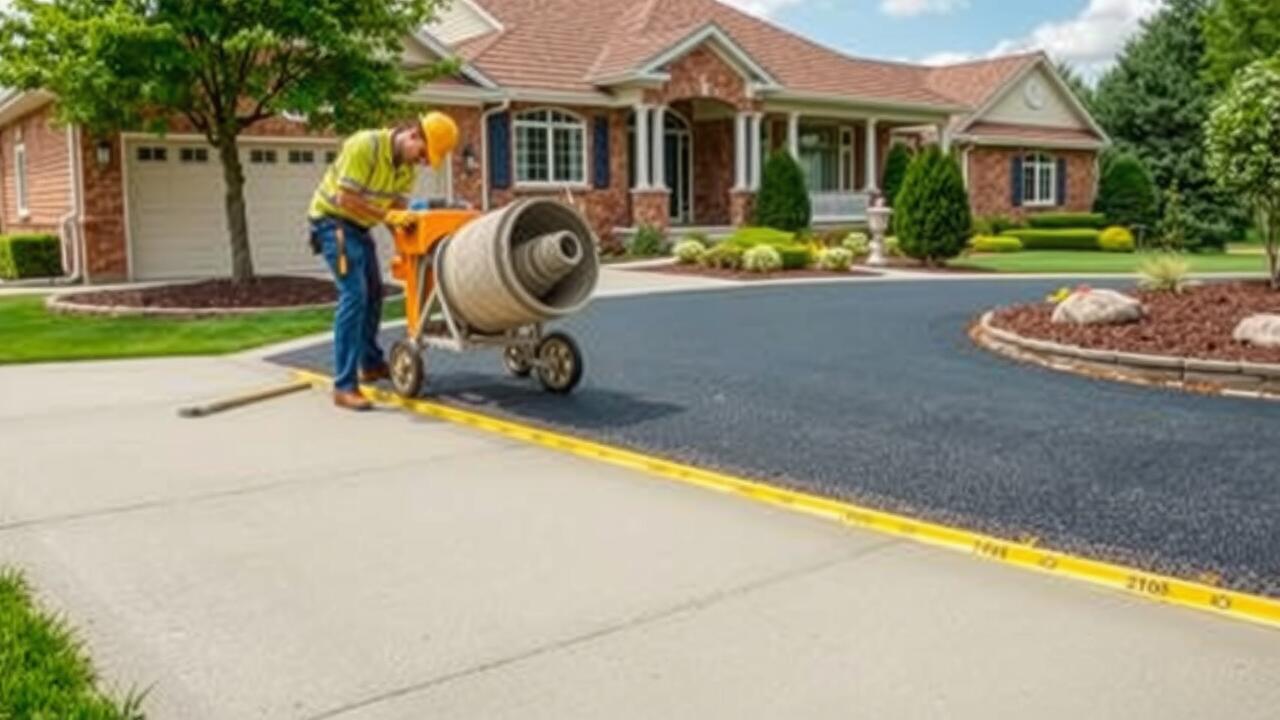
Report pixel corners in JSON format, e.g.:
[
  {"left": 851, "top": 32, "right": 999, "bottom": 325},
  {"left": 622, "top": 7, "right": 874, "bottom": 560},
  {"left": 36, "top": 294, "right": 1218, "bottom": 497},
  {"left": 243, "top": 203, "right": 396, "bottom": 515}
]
[
  {"left": 774, "top": 244, "right": 812, "bottom": 270},
  {"left": 627, "top": 225, "right": 667, "bottom": 257},
  {"left": 753, "top": 150, "right": 811, "bottom": 232},
  {"left": 724, "top": 226, "right": 795, "bottom": 249},
  {"left": 673, "top": 239, "right": 707, "bottom": 265},
  {"left": 842, "top": 233, "right": 869, "bottom": 257},
  {"left": 1138, "top": 254, "right": 1191, "bottom": 293},
  {"left": 743, "top": 245, "right": 783, "bottom": 274},
  {"left": 0, "top": 234, "right": 62, "bottom": 280},
  {"left": 885, "top": 236, "right": 902, "bottom": 257},
  {"left": 1000, "top": 228, "right": 1100, "bottom": 251},
  {"left": 894, "top": 147, "right": 972, "bottom": 265},
  {"left": 1027, "top": 212, "right": 1107, "bottom": 229},
  {"left": 816, "top": 229, "right": 849, "bottom": 247},
  {"left": 1098, "top": 226, "right": 1136, "bottom": 253},
  {"left": 700, "top": 244, "right": 744, "bottom": 271},
  {"left": 1156, "top": 184, "right": 1189, "bottom": 252},
  {"left": 1093, "top": 151, "right": 1159, "bottom": 231},
  {"left": 684, "top": 231, "right": 711, "bottom": 246},
  {"left": 817, "top": 247, "right": 854, "bottom": 271},
  {"left": 970, "top": 235, "right": 1024, "bottom": 253},
  {"left": 882, "top": 143, "right": 913, "bottom": 209}
]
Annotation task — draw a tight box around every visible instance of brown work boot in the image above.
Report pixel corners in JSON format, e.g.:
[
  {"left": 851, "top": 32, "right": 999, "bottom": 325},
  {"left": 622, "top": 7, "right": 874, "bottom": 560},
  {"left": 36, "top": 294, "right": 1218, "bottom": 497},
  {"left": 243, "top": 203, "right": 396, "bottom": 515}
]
[
  {"left": 333, "top": 390, "right": 373, "bottom": 412},
  {"left": 359, "top": 365, "right": 391, "bottom": 383}
]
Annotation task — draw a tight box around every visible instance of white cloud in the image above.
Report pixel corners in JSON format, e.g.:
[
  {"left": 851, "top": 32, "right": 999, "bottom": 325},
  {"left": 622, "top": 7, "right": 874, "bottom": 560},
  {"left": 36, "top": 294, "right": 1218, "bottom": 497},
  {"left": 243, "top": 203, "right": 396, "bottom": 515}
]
[
  {"left": 921, "top": 0, "right": 1162, "bottom": 80},
  {"left": 719, "top": 0, "right": 806, "bottom": 17},
  {"left": 880, "top": 0, "right": 969, "bottom": 18}
]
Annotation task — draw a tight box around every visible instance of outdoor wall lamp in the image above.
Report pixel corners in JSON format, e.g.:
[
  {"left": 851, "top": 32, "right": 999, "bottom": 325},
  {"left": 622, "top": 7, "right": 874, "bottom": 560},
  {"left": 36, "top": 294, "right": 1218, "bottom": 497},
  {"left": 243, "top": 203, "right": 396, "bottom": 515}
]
[
  {"left": 462, "top": 144, "right": 478, "bottom": 173},
  {"left": 95, "top": 140, "right": 112, "bottom": 167}
]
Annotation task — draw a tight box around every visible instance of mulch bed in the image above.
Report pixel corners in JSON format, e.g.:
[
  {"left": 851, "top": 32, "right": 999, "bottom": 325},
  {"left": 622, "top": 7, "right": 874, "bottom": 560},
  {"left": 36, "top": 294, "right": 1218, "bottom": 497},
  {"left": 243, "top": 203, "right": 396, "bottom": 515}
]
[
  {"left": 990, "top": 281, "right": 1280, "bottom": 364},
  {"left": 60, "top": 276, "right": 393, "bottom": 310},
  {"left": 643, "top": 264, "right": 881, "bottom": 281}
]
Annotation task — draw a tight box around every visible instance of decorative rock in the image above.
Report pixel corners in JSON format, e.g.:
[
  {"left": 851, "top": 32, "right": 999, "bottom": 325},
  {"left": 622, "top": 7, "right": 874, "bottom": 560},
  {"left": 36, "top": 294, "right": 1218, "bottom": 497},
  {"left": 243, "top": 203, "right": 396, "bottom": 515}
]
[
  {"left": 1051, "top": 289, "right": 1145, "bottom": 326},
  {"left": 1233, "top": 314, "right": 1280, "bottom": 349}
]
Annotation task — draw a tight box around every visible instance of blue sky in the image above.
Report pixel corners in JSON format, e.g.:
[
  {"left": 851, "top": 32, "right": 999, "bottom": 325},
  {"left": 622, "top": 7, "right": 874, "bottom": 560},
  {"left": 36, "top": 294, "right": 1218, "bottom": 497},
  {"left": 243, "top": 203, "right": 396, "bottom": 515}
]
[{"left": 724, "top": 0, "right": 1163, "bottom": 80}]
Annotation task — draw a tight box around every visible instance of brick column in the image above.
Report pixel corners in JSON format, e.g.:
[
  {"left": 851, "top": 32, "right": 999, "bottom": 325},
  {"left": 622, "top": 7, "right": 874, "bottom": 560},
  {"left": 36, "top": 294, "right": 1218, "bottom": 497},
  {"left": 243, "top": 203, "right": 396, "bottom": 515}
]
[
  {"left": 729, "top": 190, "right": 755, "bottom": 227},
  {"left": 79, "top": 131, "right": 128, "bottom": 282},
  {"left": 631, "top": 189, "right": 670, "bottom": 230}
]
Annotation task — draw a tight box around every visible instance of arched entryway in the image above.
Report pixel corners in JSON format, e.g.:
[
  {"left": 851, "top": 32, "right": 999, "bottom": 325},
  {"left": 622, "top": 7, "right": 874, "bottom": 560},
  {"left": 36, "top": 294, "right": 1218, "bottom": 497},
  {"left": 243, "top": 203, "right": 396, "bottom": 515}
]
[{"left": 628, "top": 110, "right": 695, "bottom": 225}]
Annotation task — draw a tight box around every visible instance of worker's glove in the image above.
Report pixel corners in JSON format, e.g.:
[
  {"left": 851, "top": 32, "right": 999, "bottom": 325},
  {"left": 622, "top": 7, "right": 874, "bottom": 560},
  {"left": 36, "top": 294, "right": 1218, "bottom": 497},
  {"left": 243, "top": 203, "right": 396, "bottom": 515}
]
[{"left": 384, "top": 210, "right": 417, "bottom": 228}]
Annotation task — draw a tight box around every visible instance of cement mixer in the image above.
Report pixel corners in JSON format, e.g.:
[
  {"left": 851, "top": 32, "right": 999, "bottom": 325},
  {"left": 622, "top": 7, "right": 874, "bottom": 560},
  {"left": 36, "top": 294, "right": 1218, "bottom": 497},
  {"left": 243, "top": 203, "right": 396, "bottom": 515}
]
[{"left": 386, "top": 198, "right": 599, "bottom": 398}]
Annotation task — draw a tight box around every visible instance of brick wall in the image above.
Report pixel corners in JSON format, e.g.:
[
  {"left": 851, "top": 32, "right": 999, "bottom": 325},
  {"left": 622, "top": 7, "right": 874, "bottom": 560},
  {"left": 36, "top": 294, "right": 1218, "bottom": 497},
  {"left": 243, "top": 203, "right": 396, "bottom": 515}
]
[
  {"left": 968, "top": 146, "right": 1097, "bottom": 219},
  {"left": 693, "top": 118, "right": 733, "bottom": 225},
  {"left": 0, "top": 102, "right": 72, "bottom": 235},
  {"left": 644, "top": 45, "right": 756, "bottom": 111}
]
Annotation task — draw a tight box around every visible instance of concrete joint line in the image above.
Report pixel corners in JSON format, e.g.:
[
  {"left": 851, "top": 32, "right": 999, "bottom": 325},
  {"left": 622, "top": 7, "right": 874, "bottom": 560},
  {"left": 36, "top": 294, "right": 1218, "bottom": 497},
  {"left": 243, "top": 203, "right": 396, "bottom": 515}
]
[{"left": 304, "top": 539, "right": 900, "bottom": 720}]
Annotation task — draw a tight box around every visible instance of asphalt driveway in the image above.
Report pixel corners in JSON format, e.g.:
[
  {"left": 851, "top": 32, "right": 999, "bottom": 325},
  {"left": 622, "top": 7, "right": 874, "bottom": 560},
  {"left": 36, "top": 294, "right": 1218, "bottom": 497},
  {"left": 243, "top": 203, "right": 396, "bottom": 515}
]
[{"left": 270, "top": 279, "right": 1280, "bottom": 596}]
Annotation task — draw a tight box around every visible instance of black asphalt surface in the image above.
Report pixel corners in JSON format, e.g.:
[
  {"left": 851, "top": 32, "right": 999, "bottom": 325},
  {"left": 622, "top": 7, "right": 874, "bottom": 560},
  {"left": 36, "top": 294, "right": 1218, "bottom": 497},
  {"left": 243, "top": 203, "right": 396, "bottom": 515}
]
[{"left": 270, "top": 280, "right": 1280, "bottom": 596}]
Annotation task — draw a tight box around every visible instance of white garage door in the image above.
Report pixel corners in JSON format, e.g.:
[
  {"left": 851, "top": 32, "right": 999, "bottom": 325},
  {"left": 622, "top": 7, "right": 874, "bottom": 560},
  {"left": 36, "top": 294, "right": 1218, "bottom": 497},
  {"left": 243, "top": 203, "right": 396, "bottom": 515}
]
[{"left": 126, "top": 139, "right": 450, "bottom": 280}]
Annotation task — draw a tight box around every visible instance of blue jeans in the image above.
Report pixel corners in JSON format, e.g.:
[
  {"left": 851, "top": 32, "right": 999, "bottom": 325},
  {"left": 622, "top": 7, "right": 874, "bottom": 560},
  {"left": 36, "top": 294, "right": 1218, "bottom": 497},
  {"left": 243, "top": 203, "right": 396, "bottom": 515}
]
[{"left": 312, "top": 217, "right": 386, "bottom": 392}]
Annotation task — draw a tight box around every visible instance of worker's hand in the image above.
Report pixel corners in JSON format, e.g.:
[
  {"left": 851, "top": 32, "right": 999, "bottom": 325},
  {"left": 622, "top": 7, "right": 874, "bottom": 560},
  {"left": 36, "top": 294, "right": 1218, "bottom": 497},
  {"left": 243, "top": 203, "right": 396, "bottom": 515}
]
[{"left": 384, "top": 210, "right": 417, "bottom": 228}]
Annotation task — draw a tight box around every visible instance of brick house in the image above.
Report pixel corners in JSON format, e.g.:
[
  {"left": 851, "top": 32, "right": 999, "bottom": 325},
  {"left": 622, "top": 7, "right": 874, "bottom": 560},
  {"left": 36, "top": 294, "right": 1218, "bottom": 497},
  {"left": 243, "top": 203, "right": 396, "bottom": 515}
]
[{"left": 0, "top": 0, "right": 1108, "bottom": 283}]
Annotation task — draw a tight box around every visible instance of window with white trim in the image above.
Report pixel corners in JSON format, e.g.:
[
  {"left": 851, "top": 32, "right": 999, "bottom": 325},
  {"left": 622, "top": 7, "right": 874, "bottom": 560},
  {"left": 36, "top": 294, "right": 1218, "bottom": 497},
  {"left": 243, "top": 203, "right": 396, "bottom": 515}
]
[
  {"left": 514, "top": 109, "right": 586, "bottom": 185},
  {"left": 14, "top": 142, "right": 29, "bottom": 217},
  {"left": 1022, "top": 152, "right": 1056, "bottom": 206}
]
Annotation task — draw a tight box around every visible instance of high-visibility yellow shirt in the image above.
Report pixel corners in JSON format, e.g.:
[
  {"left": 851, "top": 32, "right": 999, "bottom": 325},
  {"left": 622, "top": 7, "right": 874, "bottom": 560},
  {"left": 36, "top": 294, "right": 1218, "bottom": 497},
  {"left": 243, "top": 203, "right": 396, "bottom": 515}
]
[{"left": 308, "top": 129, "right": 416, "bottom": 226}]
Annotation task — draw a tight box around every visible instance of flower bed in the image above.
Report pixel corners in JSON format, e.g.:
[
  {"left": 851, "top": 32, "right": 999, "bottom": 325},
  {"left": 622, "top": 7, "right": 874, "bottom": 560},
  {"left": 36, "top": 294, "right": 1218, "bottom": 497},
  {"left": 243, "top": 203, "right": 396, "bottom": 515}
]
[
  {"left": 50, "top": 276, "right": 399, "bottom": 318},
  {"left": 990, "top": 281, "right": 1280, "bottom": 364}
]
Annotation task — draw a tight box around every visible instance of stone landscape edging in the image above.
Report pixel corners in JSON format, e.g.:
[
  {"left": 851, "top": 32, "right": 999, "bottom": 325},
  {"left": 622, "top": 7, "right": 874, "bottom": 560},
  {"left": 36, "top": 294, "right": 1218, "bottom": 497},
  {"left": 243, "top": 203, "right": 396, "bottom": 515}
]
[
  {"left": 44, "top": 293, "right": 342, "bottom": 319},
  {"left": 974, "top": 311, "right": 1280, "bottom": 401}
]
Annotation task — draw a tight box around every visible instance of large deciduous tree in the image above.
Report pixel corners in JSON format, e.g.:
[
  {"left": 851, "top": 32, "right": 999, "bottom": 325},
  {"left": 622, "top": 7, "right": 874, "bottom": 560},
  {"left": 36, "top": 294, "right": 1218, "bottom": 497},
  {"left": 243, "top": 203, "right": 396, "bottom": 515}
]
[
  {"left": 1203, "top": 0, "right": 1280, "bottom": 88},
  {"left": 0, "top": 0, "right": 450, "bottom": 282},
  {"left": 1205, "top": 58, "right": 1280, "bottom": 289},
  {"left": 1092, "top": 0, "right": 1249, "bottom": 251}
]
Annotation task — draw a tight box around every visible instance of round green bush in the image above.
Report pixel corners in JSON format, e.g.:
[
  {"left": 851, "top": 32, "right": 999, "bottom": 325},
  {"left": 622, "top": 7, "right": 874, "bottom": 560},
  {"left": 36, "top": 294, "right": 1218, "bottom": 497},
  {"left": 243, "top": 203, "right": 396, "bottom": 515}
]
[
  {"left": 1098, "top": 226, "right": 1136, "bottom": 253},
  {"left": 743, "top": 245, "right": 783, "bottom": 274},
  {"left": 753, "top": 151, "right": 812, "bottom": 232},
  {"left": 842, "top": 232, "right": 869, "bottom": 256},
  {"left": 817, "top": 247, "right": 854, "bottom": 271},
  {"left": 673, "top": 239, "right": 707, "bottom": 264},
  {"left": 627, "top": 225, "right": 667, "bottom": 257},
  {"left": 894, "top": 147, "right": 972, "bottom": 265},
  {"left": 1093, "top": 152, "right": 1158, "bottom": 230},
  {"left": 970, "top": 235, "right": 1024, "bottom": 253},
  {"left": 700, "top": 244, "right": 744, "bottom": 271}
]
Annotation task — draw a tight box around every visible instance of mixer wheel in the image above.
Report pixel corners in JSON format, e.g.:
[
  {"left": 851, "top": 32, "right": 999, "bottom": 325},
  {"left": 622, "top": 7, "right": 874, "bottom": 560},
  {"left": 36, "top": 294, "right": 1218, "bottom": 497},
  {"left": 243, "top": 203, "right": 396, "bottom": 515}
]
[
  {"left": 390, "top": 340, "right": 425, "bottom": 398},
  {"left": 535, "top": 332, "right": 583, "bottom": 394}
]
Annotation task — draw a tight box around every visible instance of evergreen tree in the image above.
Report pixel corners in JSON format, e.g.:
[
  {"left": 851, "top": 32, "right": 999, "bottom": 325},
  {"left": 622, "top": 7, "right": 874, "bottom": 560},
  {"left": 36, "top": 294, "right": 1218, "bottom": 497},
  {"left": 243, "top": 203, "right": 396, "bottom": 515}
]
[
  {"left": 1093, "top": 151, "right": 1159, "bottom": 231},
  {"left": 1055, "top": 60, "right": 1096, "bottom": 115},
  {"left": 1093, "top": 0, "right": 1249, "bottom": 250},
  {"left": 753, "top": 151, "right": 811, "bottom": 232},
  {"left": 894, "top": 147, "right": 971, "bottom": 266},
  {"left": 881, "top": 143, "right": 912, "bottom": 208}
]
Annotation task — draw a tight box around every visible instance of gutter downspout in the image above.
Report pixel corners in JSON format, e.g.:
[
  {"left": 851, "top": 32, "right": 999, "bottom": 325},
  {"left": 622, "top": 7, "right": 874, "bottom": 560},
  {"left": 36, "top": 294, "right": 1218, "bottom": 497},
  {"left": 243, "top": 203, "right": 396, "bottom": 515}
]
[
  {"left": 480, "top": 97, "right": 511, "bottom": 211},
  {"left": 54, "top": 123, "right": 85, "bottom": 285}
]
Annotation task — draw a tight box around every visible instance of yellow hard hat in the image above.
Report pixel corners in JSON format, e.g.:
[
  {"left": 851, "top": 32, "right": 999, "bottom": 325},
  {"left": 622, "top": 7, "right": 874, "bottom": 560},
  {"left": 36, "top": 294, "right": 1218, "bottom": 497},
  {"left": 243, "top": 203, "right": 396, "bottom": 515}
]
[{"left": 420, "top": 111, "right": 459, "bottom": 170}]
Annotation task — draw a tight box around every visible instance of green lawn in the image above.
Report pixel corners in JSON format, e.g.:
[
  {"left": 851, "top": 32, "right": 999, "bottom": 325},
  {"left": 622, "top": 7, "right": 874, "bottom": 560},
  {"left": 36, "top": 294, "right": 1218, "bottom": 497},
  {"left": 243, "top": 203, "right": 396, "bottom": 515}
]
[
  {"left": 0, "top": 295, "right": 404, "bottom": 364},
  {"left": 951, "top": 250, "right": 1270, "bottom": 274},
  {"left": 0, "top": 570, "right": 145, "bottom": 719}
]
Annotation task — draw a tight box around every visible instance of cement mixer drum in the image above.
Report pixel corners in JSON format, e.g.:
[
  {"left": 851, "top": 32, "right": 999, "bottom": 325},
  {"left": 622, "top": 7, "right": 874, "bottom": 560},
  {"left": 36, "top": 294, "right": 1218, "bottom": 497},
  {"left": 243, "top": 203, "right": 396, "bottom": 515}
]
[{"left": 435, "top": 199, "right": 599, "bottom": 335}]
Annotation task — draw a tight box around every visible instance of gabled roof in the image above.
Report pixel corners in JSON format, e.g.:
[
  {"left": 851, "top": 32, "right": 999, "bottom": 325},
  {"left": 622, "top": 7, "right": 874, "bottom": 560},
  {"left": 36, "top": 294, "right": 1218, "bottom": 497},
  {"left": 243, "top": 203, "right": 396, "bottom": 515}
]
[{"left": 448, "top": 0, "right": 967, "bottom": 109}]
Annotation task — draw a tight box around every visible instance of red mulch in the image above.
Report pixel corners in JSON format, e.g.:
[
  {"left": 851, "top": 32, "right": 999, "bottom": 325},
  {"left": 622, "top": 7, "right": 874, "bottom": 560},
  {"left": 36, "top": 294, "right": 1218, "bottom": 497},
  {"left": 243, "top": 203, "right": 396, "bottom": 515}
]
[
  {"left": 61, "top": 276, "right": 391, "bottom": 310},
  {"left": 643, "top": 264, "right": 881, "bottom": 281},
  {"left": 990, "top": 281, "right": 1280, "bottom": 364}
]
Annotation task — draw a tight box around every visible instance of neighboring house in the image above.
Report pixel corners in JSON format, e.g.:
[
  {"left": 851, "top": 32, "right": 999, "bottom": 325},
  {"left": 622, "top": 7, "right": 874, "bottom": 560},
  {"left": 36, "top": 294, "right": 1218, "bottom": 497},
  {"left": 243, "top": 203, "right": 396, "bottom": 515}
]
[{"left": 0, "top": 0, "right": 1108, "bottom": 283}]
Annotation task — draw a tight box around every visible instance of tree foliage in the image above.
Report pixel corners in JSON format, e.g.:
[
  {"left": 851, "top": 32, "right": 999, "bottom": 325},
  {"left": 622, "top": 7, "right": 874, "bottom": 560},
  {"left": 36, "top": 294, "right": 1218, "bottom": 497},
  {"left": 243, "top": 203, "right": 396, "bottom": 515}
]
[
  {"left": 881, "top": 143, "right": 912, "bottom": 208},
  {"left": 1093, "top": 151, "right": 1159, "bottom": 231},
  {"left": 1203, "top": 0, "right": 1280, "bottom": 88},
  {"left": 1205, "top": 58, "right": 1280, "bottom": 288},
  {"left": 1092, "top": 0, "right": 1249, "bottom": 250},
  {"left": 0, "top": 0, "right": 451, "bottom": 281},
  {"left": 753, "top": 150, "right": 811, "bottom": 233},
  {"left": 893, "top": 146, "right": 971, "bottom": 266}
]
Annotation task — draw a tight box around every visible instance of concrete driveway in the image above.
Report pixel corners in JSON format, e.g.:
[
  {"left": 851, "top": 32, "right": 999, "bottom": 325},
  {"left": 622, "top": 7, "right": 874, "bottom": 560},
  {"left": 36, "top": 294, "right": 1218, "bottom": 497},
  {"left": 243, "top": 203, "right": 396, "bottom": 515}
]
[{"left": 2, "top": 349, "right": 1279, "bottom": 719}]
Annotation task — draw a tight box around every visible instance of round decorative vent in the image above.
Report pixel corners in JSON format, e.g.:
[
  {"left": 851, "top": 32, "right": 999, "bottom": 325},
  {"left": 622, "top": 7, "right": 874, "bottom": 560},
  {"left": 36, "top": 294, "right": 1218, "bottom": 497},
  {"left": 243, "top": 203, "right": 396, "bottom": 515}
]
[{"left": 1024, "top": 79, "right": 1046, "bottom": 110}]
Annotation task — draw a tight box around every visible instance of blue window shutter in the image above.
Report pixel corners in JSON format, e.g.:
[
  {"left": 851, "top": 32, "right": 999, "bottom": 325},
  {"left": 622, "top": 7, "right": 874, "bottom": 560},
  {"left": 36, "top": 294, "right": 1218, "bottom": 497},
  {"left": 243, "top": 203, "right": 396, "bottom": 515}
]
[
  {"left": 1056, "top": 157, "right": 1068, "bottom": 207},
  {"left": 488, "top": 112, "right": 511, "bottom": 190},
  {"left": 593, "top": 116, "right": 611, "bottom": 189},
  {"left": 1011, "top": 155, "right": 1024, "bottom": 208}
]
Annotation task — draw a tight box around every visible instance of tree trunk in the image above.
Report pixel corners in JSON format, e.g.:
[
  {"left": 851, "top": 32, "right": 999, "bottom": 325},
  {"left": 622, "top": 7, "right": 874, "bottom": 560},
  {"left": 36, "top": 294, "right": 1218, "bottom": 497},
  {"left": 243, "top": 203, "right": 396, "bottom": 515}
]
[
  {"left": 1261, "top": 205, "right": 1278, "bottom": 291},
  {"left": 217, "top": 135, "right": 255, "bottom": 282}
]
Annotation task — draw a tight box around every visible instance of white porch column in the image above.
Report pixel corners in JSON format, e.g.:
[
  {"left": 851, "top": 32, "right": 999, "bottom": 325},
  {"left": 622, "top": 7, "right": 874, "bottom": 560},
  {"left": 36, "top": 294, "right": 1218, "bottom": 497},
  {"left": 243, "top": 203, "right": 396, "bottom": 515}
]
[
  {"left": 634, "top": 105, "right": 651, "bottom": 189},
  {"left": 651, "top": 105, "right": 667, "bottom": 190},
  {"left": 787, "top": 112, "right": 800, "bottom": 161},
  {"left": 938, "top": 123, "right": 952, "bottom": 154},
  {"left": 748, "top": 113, "right": 764, "bottom": 191},
  {"left": 733, "top": 112, "right": 748, "bottom": 191},
  {"left": 864, "top": 117, "right": 879, "bottom": 193}
]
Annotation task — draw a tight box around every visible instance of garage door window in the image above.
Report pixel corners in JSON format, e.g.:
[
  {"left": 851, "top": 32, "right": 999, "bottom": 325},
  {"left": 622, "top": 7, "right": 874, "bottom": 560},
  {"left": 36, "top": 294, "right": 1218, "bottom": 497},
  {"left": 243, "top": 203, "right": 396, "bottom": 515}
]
[
  {"left": 288, "top": 149, "right": 315, "bottom": 164},
  {"left": 249, "top": 149, "right": 278, "bottom": 164},
  {"left": 179, "top": 147, "right": 209, "bottom": 163},
  {"left": 137, "top": 146, "right": 168, "bottom": 162}
]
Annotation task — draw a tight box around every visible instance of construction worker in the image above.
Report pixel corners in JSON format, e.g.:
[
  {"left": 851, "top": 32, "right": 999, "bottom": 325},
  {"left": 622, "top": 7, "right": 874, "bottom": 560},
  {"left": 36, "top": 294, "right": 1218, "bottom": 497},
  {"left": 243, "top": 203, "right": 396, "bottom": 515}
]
[{"left": 308, "top": 112, "right": 460, "bottom": 411}]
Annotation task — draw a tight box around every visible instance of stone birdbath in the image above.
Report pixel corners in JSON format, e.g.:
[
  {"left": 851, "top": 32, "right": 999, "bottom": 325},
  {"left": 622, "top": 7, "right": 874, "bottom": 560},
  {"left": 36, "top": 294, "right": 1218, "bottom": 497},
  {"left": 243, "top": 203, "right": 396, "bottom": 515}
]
[{"left": 866, "top": 197, "right": 892, "bottom": 267}]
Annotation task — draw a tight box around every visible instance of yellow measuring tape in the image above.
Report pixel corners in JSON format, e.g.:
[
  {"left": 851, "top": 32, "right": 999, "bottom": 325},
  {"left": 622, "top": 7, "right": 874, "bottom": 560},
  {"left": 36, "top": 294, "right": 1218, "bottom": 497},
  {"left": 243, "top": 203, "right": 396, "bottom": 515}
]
[{"left": 294, "top": 369, "right": 1280, "bottom": 631}]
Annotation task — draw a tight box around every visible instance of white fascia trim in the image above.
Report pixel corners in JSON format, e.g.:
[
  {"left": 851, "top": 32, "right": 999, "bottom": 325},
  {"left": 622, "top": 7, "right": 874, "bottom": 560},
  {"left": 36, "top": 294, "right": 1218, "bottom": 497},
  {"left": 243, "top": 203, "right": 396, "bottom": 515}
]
[
  {"left": 955, "top": 134, "right": 1105, "bottom": 151},
  {"left": 120, "top": 132, "right": 340, "bottom": 146},
  {"left": 764, "top": 90, "right": 966, "bottom": 117},
  {"left": 955, "top": 54, "right": 1110, "bottom": 144},
  {"left": 408, "top": 29, "right": 501, "bottom": 90},
  {"left": 458, "top": 0, "right": 505, "bottom": 33},
  {"left": 415, "top": 86, "right": 627, "bottom": 108},
  {"left": 0, "top": 90, "right": 56, "bottom": 127}
]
